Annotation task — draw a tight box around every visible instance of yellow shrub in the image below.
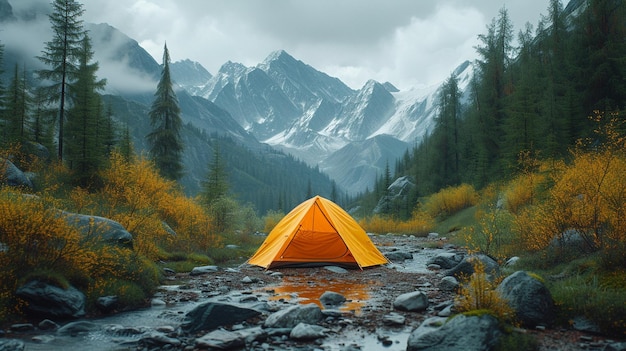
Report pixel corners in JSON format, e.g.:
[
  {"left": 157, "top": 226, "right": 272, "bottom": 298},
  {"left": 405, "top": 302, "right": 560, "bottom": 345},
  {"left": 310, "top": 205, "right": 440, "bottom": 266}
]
[
  {"left": 422, "top": 184, "right": 479, "bottom": 218},
  {"left": 512, "top": 112, "right": 626, "bottom": 253},
  {"left": 359, "top": 211, "right": 433, "bottom": 235},
  {"left": 97, "top": 152, "right": 220, "bottom": 258},
  {"left": 455, "top": 261, "right": 514, "bottom": 323}
]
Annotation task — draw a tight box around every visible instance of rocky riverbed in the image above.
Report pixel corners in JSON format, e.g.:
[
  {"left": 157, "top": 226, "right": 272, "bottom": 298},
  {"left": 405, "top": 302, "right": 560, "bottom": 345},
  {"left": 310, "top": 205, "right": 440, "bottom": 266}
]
[{"left": 3, "top": 234, "right": 623, "bottom": 351}]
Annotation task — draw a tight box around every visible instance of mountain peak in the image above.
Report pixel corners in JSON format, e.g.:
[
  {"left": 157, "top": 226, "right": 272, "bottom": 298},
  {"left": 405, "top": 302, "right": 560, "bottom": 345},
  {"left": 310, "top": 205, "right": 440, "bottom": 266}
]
[
  {"left": 263, "top": 49, "right": 295, "bottom": 64},
  {"left": 218, "top": 60, "right": 247, "bottom": 76}
]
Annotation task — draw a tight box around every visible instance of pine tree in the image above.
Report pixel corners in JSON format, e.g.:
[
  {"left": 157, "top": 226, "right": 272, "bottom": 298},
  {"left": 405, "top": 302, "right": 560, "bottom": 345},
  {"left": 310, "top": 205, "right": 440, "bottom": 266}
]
[
  {"left": 200, "top": 142, "right": 228, "bottom": 206},
  {"left": 0, "top": 41, "right": 7, "bottom": 146},
  {"left": 65, "top": 34, "right": 106, "bottom": 185},
  {"left": 5, "top": 63, "right": 29, "bottom": 145},
  {"left": 432, "top": 73, "right": 461, "bottom": 188},
  {"left": 146, "top": 43, "right": 184, "bottom": 180},
  {"left": 31, "top": 87, "right": 55, "bottom": 150},
  {"left": 36, "top": 0, "right": 86, "bottom": 160}
]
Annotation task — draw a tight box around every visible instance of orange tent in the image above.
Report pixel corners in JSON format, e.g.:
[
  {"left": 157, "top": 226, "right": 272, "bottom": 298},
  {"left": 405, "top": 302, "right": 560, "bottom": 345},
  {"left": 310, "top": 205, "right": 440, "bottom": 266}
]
[{"left": 247, "top": 195, "right": 389, "bottom": 269}]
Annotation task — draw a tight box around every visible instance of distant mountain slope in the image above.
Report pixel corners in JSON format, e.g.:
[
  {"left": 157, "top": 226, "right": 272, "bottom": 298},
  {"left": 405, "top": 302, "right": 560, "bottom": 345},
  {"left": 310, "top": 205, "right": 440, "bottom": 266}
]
[{"left": 192, "top": 50, "right": 474, "bottom": 194}]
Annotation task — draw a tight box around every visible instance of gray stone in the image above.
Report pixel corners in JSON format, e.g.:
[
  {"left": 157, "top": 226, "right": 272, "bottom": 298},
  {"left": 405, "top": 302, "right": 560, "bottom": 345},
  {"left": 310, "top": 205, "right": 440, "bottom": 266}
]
[
  {"left": 96, "top": 295, "right": 119, "bottom": 313},
  {"left": 324, "top": 266, "right": 349, "bottom": 273},
  {"left": 504, "top": 256, "right": 520, "bottom": 267},
  {"left": 445, "top": 253, "right": 499, "bottom": 279},
  {"left": 60, "top": 212, "right": 133, "bottom": 247},
  {"left": 320, "top": 291, "right": 346, "bottom": 307},
  {"left": 384, "top": 250, "right": 414, "bottom": 262},
  {"left": 407, "top": 314, "right": 502, "bottom": 351},
  {"left": 496, "top": 271, "right": 555, "bottom": 327},
  {"left": 438, "top": 276, "right": 459, "bottom": 292},
  {"left": 393, "top": 291, "right": 429, "bottom": 312},
  {"left": 290, "top": 322, "right": 328, "bottom": 340},
  {"left": 16, "top": 280, "right": 85, "bottom": 319},
  {"left": 181, "top": 301, "right": 261, "bottom": 334},
  {"left": 604, "top": 342, "right": 626, "bottom": 351},
  {"left": 426, "top": 252, "right": 464, "bottom": 269},
  {"left": 38, "top": 319, "right": 60, "bottom": 331},
  {"left": 382, "top": 312, "right": 406, "bottom": 325},
  {"left": 0, "top": 339, "right": 25, "bottom": 351},
  {"left": 195, "top": 329, "right": 245, "bottom": 350},
  {"left": 264, "top": 303, "right": 323, "bottom": 329},
  {"left": 10, "top": 324, "right": 34, "bottom": 332},
  {"left": 0, "top": 158, "right": 33, "bottom": 189},
  {"left": 189, "top": 265, "right": 219, "bottom": 276},
  {"left": 57, "top": 321, "right": 101, "bottom": 335},
  {"left": 139, "top": 331, "right": 182, "bottom": 347}
]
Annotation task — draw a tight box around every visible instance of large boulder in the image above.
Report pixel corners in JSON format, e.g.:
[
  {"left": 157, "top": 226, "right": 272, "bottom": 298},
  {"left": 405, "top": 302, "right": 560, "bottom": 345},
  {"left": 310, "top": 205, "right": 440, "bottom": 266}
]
[
  {"left": 15, "top": 280, "right": 85, "bottom": 319},
  {"left": 445, "top": 254, "right": 499, "bottom": 279},
  {"left": 0, "top": 339, "right": 25, "bottom": 351},
  {"left": 426, "top": 252, "right": 465, "bottom": 269},
  {"left": 407, "top": 314, "right": 502, "bottom": 351},
  {"left": 0, "top": 158, "right": 33, "bottom": 189},
  {"left": 496, "top": 271, "right": 555, "bottom": 327},
  {"left": 181, "top": 301, "right": 262, "bottom": 334},
  {"left": 60, "top": 211, "right": 133, "bottom": 247},
  {"left": 264, "top": 303, "right": 323, "bottom": 329}
]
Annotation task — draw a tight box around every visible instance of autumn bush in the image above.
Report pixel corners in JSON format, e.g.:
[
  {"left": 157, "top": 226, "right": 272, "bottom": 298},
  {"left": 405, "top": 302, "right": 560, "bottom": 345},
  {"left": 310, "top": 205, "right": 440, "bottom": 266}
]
[
  {"left": 512, "top": 113, "right": 626, "bottom": 259},
  {"left": 421, "top": 183, "right": 479, "bottom": 219},
  {"left": 455, "top": 260, "right": 514, "bottom": 324},
  {"left": 359, "top": 210, "right": 433, "bottom": 235},
  {"left": 96, "top": 152, "right": 220, "bottom": 259}
]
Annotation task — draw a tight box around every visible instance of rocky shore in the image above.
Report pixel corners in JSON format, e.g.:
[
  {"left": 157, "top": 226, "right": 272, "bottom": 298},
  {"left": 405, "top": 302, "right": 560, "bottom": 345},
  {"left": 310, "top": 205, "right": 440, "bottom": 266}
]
[{"left": 2, "top": 234, "right": 624, "bottom": 351}]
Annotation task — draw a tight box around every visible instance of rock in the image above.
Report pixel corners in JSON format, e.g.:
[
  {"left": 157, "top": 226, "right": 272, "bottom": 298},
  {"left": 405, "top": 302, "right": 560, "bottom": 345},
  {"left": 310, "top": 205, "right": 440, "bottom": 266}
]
[
  {"left": 31, "top": 335, "right": 55, "bottom": 343},
  {"left": 496, "top": 271, "right": 555, "bottom": 327},
  {"left": 151, "top": 298, "right": 166, "bottom": 307},
  {"left": 393, "top": 291, "right": 429, "bottom": 312},
  {"left": 504, "top": 256, "right": 520, "bottom": 267},
  {"left": 163, "top": 267, "right": 176, "bottom": 275},
  {"left": 290, "top": 322, "right": 328, "bottom": 340},
  {"left": 57, "top": 321, "right": 101, "bottom": 335},
  {"left": 571, "top": 316, "right": 602, "bottom": 334},
  {"left": 96, "top": 295, "right": 119, "bottom": 313},
  {"left": 189, "top": 265, "right": 219, "bottom": 276},
  {"left": 438, "top": 276, "right": 459, "bottom": 292},
  {"left": 38, "top": 319, "right": 60, "bottom": 331},
  {"left": 264, "top": 303, "right": 323, "bottom": 329},
  {"left": 445, "top": 254, "right": 499, "bottom": 279},
  {"left": 324, "top": 266, "right": 349, "bottom": 273},
  {"left": 407, "top": 314, "right": 502, "bottom": 351},
  {"left": 549, "top": 228, "right": 595, "bottom": 254},
  {"left": 384, "top": 250, "right": 414, "bottom": 262},
  {"left": 320, "top": 291, "right": 346, "bottom": 307},
  {"left": 426, "top": 252, "right": 464, "bottom": 269},
  {"left": 60, "top": 212, "right": 133, "bottom": 247},
  {"left": 0, "top": 158, "right": 34, "bottom": 189},
  {"left": 241, "top": 276, "right": 258, "bottom": 283},
  {"left": 139, "top": 331, "right": 182, "bottom": 348},
  {"left": 10, "top": 324, "right": 34, "bottom": 333},
  {"left": 605, "top": 342, "right": 626, "bottom": 351},
  {"left": 15, "top": 280, "right": 85, "bottom": 319},
  {"left": 382, "top": 312, "right": 406, "bottom": 325},
  {"left": 0, "top": 339, "right": 25, "bottom": 351},
  {"left": 181, "top": 301, "right": 262, "bottom": 334},
  {"left": 428, "top": 232, "right": 439, "bottom": 239},
  {"left": 195, "top": 329, "right": 245, "bottom": 350}
]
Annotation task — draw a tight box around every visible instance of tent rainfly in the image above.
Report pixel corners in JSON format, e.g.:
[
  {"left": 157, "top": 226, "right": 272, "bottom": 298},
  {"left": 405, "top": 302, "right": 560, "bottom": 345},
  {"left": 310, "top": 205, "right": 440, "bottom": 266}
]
[{"left": 247, "top": 195, "right": 389, "bottom": 269}]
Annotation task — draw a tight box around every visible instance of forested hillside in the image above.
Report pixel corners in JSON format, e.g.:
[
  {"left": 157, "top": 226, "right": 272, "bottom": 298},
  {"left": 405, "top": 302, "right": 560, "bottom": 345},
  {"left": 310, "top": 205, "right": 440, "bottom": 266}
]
[{"left": 358, "top": 0, "right": 626, "bottom": 215}]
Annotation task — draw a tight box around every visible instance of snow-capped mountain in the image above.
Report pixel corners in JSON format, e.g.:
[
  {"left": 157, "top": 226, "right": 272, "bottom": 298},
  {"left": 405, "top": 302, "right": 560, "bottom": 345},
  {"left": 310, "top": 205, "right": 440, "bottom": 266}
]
[{"left": 176, "top": 50, "right": 473, "bottom": 194}]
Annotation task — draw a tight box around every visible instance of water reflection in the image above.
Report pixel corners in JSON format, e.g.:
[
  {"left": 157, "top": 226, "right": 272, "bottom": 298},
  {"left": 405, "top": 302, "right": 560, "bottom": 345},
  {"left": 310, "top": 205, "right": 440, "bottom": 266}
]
[{"left": 264, "top": 275, "right": 381, "bottom": 315}]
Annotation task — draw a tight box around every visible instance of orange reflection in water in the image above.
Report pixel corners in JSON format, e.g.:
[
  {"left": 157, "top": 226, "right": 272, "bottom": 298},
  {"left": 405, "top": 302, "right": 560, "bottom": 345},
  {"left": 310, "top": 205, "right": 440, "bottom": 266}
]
[{"left": 264, "top": 275, "right": 381, "bottom": 315}]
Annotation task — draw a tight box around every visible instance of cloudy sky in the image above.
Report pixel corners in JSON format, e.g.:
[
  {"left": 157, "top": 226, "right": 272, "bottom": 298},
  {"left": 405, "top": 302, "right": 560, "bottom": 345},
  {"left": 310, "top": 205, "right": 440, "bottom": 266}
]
[{"left": 14, "top": 0, "right": 553, "bottom": 91}]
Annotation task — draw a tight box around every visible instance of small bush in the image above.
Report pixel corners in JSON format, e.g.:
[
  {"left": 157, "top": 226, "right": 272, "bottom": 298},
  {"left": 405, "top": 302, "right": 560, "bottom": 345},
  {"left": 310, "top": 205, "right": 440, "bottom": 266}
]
[
  {"left": 455, "top": 262, "right": 514, "bottom": 324},
  {"left": 263, "top": 210, "right": 284, "bottom": 233},
  {"left": 421, "top": 184, "right": 479, "bottom": 219}
]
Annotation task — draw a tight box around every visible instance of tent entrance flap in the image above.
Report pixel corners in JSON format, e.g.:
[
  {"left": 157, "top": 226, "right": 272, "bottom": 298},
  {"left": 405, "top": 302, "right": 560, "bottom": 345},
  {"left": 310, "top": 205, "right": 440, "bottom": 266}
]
[{"left": 281, "top": 230, "right": 349, "bottom": 260}]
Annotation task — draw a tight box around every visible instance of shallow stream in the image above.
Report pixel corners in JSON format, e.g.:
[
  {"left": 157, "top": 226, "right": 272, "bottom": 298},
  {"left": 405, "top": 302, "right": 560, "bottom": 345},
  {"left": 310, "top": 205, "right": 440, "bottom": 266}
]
[{"left": 12, "top": 247, "right": 444, "bottom": 351}]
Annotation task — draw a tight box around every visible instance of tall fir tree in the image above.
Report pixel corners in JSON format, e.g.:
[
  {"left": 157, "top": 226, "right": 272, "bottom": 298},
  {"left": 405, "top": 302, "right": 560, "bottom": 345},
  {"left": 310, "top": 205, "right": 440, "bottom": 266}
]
[
  {"left": 5, "top": 64, "right": 29, "bottom": 145},
  {"left": 146, "top": 43, "right": 184, "bottom": 181},
  {"left": 200, "top": 141, "right": 229, "bottom": 206},
  {"left": 65, "top": 34, "right": 106, "bottom": 185},
  {"left": 36, "top": 0, "right": 86, "bottom": 160},
  {"left": 0, "top": 41, "right": 6, "bottom": 146},
  {"left": 432, "top": 73, "right": 462, "bottom": 188}
]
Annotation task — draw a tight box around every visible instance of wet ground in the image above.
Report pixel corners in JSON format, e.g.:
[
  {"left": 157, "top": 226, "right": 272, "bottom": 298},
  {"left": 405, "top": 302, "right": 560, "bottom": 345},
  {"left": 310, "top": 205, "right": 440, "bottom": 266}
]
[{"left": 7, "top": 234, "right": 612, "bottom": 350}]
